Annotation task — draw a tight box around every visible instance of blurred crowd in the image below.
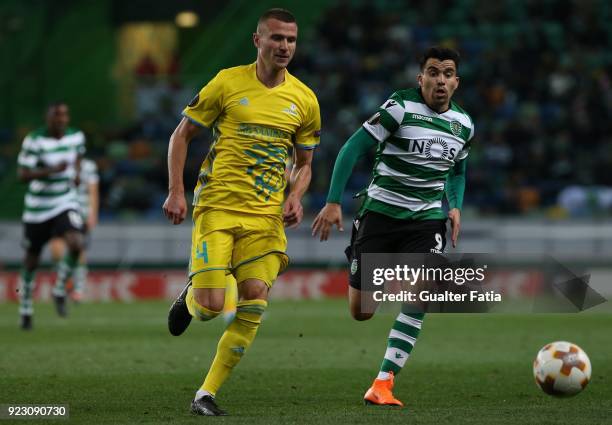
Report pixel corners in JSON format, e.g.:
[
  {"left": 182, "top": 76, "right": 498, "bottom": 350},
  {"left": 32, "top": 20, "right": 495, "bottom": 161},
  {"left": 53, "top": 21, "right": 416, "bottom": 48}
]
[
  {"left": 4, "top": 0, "right": 612, "bottom": 220},
  {"left": 292, "top": 0, "right": 612, "bottom": 218}
]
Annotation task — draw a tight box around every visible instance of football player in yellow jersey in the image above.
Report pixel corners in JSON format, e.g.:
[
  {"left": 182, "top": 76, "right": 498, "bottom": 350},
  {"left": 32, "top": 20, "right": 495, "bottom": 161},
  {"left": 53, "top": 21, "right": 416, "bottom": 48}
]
[{"left": 162, "top": 8, "right": 320, "bottom": 416}]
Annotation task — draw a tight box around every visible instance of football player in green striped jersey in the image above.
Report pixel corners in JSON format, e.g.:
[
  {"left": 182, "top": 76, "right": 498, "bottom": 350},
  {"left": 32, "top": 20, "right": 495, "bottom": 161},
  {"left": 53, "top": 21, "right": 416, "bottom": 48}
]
[
  {"left": 17, "top": 102, "right": 86, "bottom": 329},
  {"left": 312, "top": 47, "right": 473, "bottom": 407}
]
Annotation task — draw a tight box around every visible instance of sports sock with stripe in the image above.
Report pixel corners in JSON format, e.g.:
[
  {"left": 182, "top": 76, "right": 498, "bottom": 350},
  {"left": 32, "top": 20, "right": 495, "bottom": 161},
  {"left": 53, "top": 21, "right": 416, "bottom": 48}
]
[
  {"left": 19, "top": 269, "right": 35, "bottom": 316},
  {"left": 72, "top": 263, "right": 87, "bottom": 294},
  {"left": 53, "top": 253, "right": 78, "bottom": 297},
  {"left": 200, "top": 299, "right": 267, "bottom": 396},
  {"left": 377, "top": 306, "right": 424, "bottom": 380}
]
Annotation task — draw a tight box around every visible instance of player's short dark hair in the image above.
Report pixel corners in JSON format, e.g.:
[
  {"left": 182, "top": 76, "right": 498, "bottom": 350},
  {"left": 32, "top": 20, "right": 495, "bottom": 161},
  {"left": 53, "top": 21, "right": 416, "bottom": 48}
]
[
  {"left": 257, "top": 8, "right": 296, "bottom": 27},
  {"left": 420, "top": 46, "right": 461, "bottom": 71}
]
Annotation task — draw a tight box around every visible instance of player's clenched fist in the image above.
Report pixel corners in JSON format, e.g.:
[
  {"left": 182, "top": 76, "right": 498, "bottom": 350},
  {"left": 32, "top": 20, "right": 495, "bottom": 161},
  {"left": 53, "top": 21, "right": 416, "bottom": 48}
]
[{"left": 311, "top": 202, "right": 344, "bottom": 241}]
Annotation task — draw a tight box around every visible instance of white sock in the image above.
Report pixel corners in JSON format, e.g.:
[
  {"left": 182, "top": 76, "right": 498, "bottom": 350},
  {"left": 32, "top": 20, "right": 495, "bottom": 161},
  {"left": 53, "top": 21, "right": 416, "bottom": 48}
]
[
  {"left": 376, "top": 371, "right": 391, "bottom": 381},
  {"left": 195, "top": 389, "right": 213, "bottom": 400},
  {"left": 73, "top": 264, "right": 87, "bottom": 293}
]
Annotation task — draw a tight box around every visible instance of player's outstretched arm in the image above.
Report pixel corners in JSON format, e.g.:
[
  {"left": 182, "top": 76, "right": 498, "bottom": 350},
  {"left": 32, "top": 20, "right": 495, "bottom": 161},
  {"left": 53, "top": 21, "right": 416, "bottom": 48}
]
[
  {"left": 162, "top": 118, "right": 201, "bottom": 225},
  {"left": 311, "top": 127, "right": 375, "bottom": 241},
  {"left": 284, "top": 148, "right": 314, "bottom": 229}
]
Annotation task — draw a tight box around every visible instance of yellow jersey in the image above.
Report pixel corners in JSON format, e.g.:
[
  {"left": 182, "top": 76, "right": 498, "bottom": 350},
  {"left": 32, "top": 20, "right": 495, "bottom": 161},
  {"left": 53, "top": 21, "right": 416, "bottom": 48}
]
[{"left": 183, "top": 63, "right": 321, "bottom": 215}]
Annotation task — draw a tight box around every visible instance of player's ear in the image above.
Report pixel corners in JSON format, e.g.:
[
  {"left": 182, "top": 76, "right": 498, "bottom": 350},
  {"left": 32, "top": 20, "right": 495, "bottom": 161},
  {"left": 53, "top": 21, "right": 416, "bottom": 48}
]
[
  {"left": 455, "top": 76, "right": 460, "bottom": 89},
  {"left": 253, "top": 32, "right": 259, "bottom": 48},
  {"left": 417, "top": 73, "right": 423, "bottom": 88}
]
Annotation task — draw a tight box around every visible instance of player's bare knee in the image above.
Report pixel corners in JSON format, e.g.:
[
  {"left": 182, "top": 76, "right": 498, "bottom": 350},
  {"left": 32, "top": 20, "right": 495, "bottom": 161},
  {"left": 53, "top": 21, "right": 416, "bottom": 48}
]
[
  {"left": 238, "top": 279, "right": 269, "bottom": 301},
  {"left": 49, "top": 238, "right": 65, "bottom": 262},
  {"left": 193, "top": 289, "right": 224, "bottom": 312},
  {"left": 63, "top": 232, "right": 83, "bottom": 253}
]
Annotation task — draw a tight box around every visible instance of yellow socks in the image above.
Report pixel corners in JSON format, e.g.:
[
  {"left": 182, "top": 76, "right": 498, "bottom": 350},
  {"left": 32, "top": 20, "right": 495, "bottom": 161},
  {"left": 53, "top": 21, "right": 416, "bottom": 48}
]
[
  {"left": 186, "top": 286, "right": 221, "bottom": 321},
  {"left": 201, "top": 299, "right": 268, "bottom": 395}
]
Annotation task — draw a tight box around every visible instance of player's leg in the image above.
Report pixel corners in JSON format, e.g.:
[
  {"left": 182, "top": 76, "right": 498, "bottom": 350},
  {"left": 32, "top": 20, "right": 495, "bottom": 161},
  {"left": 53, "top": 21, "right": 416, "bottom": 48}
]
[
  {"left": 349, "top": 287, "right": 376, "bottom": 321},
  {"left": 192, "top": 255, "right": 279, "bottom": 416},
  {"left": 50, "top": 237, "right": 76, "bottom": 298},
  {"left": 52, "top": 211, "right": 84, "bottom": 316},
  {"left": 366, "top": 219, "right": 447, "bottom": 406},
  {"left": 191, "top": 212, "right": 286, "bottom": 416},
  {"left": 346, "top": 213, "right": 386, "bottom": 321},
  {"left": 71, "top": 225, "right": 90, "bottom": 302},
  {"left": 168, "top": 207, "right": 232, "bottom": 335},
  {"left": 19, "top": 250, "right": 41, "bottom": 330},
  {"left": 168, "top": 262, "right": 229, "bottom": 336},
  {"left": 19, "top": 220, "right": 52, "bottom": 330},
  {"left": 168, "top": 275, "right": 226, "bottom": 336},
  {"left": 51, "top": 234, "right": 88, "bottom": 302},
  {"left": 364, "top": 305, "right": 424, "bottom": 407},
  {"left": 188, "top": 283, "right": 225, "bottom": 319},
  {"left": 71, "top": 249, "right": 87, "bottom": 302},
  {"left": 49, "top": 237, "right": 65, "bottom": 264},
  {"left": 198, "top": 265, "right": 272, "bottom": 396}
]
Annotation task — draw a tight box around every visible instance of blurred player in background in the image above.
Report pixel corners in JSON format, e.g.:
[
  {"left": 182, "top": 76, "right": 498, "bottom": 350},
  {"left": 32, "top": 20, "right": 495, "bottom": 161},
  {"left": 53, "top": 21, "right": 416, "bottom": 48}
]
[
  {"left": 49, "top": 157, "right": 99, "bottom": 302},
  {"left": 312, "top": 47, "right": 473, "bottom": 407},
  {"left": 162, "top": 8, "right": 321, "bottom": 416},
  {"left": 17, "top": 102, "right": 86, "bottom": 329}
]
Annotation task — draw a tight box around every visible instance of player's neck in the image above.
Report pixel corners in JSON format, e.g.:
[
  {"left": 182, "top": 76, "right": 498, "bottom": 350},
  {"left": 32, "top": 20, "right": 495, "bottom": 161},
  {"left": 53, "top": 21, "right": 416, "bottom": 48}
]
[
  {"left": 424, "top": 101, "right": 450, "bottom": 114},
  {"left": 434, "top": 105, "right": 450, "bottom": 114},
  {"left": 255, "top": 60, "right": 286, "bottom": 88},
  {"left": 47, "top": 128, "right": 65, "bottom": 139}
]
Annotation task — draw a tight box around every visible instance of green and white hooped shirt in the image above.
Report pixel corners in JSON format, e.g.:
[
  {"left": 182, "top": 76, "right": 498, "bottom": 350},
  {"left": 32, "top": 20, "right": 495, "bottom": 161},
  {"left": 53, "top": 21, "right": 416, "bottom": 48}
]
[
  {"left": 360, "top": 88, "right": 474, "bottom": 220},
  {"left": 17, "top": 127, "right": 85, "bottom": 223}
]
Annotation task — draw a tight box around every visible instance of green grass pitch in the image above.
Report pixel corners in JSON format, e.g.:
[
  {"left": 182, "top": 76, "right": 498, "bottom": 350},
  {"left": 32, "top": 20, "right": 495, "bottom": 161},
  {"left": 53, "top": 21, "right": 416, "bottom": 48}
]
[{"left": 1, "top": 299, "right": 611, "bottom": 424}]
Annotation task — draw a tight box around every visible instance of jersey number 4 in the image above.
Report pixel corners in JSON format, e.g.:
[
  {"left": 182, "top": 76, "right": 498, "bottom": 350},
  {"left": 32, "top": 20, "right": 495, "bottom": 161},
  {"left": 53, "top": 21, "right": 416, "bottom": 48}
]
[{"left": 196, "top": 241, "right": 209, "bottom": 263}]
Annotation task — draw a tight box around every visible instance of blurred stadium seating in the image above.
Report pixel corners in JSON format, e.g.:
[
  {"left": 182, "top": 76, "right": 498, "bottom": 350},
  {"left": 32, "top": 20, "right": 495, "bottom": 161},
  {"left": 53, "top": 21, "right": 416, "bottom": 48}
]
[
  {"left": 1, "top": 0, "right": 611, "bottom": 269},
  {"left": 291, "top": 0, "right": 612, "bottom": 218}
]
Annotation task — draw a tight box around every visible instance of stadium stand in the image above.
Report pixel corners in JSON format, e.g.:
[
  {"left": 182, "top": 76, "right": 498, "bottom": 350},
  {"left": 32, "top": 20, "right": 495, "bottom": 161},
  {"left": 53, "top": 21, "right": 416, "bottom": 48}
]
[{"left": 1, "top": 0, "right": 611, "bottom": 220}]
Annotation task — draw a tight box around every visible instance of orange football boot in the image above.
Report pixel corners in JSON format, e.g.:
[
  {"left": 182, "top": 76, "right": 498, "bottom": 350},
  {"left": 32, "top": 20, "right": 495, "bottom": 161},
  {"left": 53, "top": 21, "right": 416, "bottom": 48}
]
[{"left": 363, "top": 372, "right": 403, "bottom": 407}]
